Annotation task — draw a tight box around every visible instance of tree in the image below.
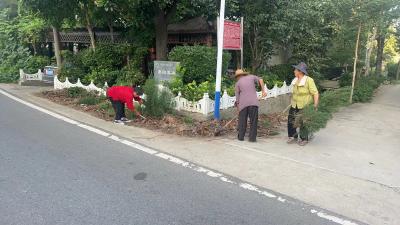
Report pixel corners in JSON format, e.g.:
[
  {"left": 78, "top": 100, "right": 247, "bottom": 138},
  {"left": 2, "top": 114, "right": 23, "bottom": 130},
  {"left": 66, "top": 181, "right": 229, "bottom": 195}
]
[
  {"left": 96, "top": 0, "right": 217, "bottom": 60},
  {"left": 372, "top": 0, "right": 400, "bottom": 76},
  {"left": 17, "top": 13, "right": 46, "bottom": 55},
  {"left": 395, "top": 22, "right": 400, "bottom": 80},
  {"left": 21, "top": 0, "right": 79, "bottom": 68},
  {"left": 235, "top": 0, "right": 287, "bottom": 71},
  {"left": 78, "top": 0, "right": 97, "bottom": 51},
  {"left": 0, "top": 9, "right": 31, "bottom": 82}
]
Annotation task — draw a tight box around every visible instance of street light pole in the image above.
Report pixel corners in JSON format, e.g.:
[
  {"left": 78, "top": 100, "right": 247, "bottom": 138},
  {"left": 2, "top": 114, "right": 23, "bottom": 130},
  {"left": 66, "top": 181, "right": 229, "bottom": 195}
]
[{"left": 214, "top": 0, "right": 226, "bottom": 120}]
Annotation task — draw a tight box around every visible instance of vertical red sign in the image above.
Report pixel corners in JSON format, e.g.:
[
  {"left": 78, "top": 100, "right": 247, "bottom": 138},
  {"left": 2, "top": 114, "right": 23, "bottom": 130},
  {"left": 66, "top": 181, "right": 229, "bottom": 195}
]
[{"left": 223, "top": 20, "right": 242, "bottom": 50}]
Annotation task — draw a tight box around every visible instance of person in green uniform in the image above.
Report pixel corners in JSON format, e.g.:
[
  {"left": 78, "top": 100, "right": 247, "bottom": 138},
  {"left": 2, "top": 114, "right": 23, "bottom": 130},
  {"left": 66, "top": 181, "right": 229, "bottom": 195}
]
[{"left": 287, "top": 62, "right": 319, "bottom": 146}]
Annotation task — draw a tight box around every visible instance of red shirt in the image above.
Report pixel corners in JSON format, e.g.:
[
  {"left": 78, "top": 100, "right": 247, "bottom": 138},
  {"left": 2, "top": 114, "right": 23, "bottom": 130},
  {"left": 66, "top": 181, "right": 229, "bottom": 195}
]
[{"left": 106, "top": 86, "right": 141, "bottom": 111}]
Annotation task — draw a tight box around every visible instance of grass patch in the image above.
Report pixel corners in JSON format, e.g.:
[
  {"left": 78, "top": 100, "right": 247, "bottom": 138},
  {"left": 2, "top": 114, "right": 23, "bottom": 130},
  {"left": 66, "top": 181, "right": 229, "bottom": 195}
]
[
  {"left": 78, "top": 96, "right": 101, "bottom": 105},
  {"left": 183, "top": 116, "right": 194, "bottom": 124},
  {"left": 299, "top": 76, "right": 384, "bottom": 136}
]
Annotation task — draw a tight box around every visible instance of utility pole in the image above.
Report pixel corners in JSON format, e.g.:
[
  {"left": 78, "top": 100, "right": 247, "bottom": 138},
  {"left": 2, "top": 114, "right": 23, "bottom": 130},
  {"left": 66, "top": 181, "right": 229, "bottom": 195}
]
[{"left": 214, "top": 0, "right": 226, "bottom": 120}]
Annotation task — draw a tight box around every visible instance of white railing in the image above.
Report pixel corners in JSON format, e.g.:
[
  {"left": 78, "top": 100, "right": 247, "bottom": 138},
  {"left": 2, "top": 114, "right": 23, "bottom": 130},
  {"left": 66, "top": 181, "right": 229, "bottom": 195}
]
[
  {"left": 54, "top": 76, "right": 292, "bottom": 115},
  {"left": 175, "top": 82, "right": 293, "bottom": 115},
  {"left": 54, "top": 76, "right": 108, "bottom": 96},
  {"left": 19, "top": 69, "right": 43, "bottom": 84}
]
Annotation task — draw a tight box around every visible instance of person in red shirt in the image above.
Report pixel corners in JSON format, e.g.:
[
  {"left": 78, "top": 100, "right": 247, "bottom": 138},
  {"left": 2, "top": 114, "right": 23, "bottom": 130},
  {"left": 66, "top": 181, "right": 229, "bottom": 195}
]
[{"left": 106, "top": 85, "right": 143, "bottom": 124}]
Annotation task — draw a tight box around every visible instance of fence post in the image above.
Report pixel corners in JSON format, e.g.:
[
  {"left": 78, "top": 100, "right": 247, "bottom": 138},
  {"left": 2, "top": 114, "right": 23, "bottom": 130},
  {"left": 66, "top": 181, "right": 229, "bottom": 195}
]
[
  {"left": 175, "top": 92, "right": 182, "bottom": 111},
  {"left": 76, "top": 78, "right": 84, "bottom": 88},
  {"left": 201, "top": 93, "right": 210, "bottom": 115},
  {"left": 65, "top": 77, "right": 72, "bottom": 88},
  {"left": 281, "top": 81, "right": 288, "bottom": 94},
  {"left": 272, "top": 84, "right": 278, "bottom": 98},
  {"left": 221, "top": 90, "right": 229, "bottom": 109},
  {"left": 37, "top": 69, "right": 43, "bottom": 80},
  {"left": 19, "top": 69, "right": 24, "bottom": 85}
]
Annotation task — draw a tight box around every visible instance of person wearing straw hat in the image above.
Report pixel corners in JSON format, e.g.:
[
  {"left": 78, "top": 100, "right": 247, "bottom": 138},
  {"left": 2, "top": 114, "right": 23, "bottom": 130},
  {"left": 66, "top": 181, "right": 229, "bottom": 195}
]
[
  {"left": 287, "top": 62, "right": 319, "bottom": 146},
  {"left": 235, "top": 69, "right": 267, "bottom": 142}
]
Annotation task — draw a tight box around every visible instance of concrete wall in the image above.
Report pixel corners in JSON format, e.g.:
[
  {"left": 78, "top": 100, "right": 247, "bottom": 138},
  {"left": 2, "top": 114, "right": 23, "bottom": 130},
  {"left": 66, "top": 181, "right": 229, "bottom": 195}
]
[
  {"left": 176, "top": 94, "right": 291, "bottom": 121},
  {"left": 219, "top": 94, "right": 291, "bottom": 120}
]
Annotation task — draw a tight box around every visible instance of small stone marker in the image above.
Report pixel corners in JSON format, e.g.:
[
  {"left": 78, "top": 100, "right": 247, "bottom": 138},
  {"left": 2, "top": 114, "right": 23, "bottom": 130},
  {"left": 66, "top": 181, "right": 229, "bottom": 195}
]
[{"left": 154, "top": 61, "right": 179, "bottom": 82}]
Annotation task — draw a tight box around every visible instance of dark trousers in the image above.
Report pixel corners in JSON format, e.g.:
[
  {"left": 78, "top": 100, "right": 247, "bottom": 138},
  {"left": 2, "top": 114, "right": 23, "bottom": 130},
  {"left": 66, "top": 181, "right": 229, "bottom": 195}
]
[
  {"left": 109, "top": 97, "right": 125, "bottom": 120},
  {"left": 287, "top": 107, "right": 308, "bottom": 140},
  {"left": 238, "top": 106, "right": 259, "bottom": 142}
]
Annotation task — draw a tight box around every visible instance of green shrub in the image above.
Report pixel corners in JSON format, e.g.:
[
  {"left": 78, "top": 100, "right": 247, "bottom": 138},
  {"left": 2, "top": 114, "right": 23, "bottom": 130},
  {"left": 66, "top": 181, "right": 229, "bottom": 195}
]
[
  {"left": 183, "top": 116, "right": 194, "bottom": 124},
  {"left": 169, "top": 45, "right": 231, "bottom": 84},
  {"left": 66, "top": 87, "right": 100, "bottom": 99},
  {"left": 181, "top": 81, "right": 215, "bottom": 102},
  {"left": 67, "top": 87, "right": 86, "bottom": 98},
  {"left": 168, "top": 75, "right": 185, "bottom": 96},
  {"left": 260, "top": 72, "right": 286, "bottom": 89},
  {"left": 168, "top": 76, "right": 215, "bottom": 101},
  {"left": 296, "top": 106, "right": 332, "bottom": 137},
  {"left": 387, "top": 62, "right": 399, "bottom": 80},
  {"left": 115, "top": 67, "right": 146, "bottom": 86},
  {"left": 339, "top": 73, "right": 352, "bottom": 87},
  {"left": 59, "top": 50, "right": 87, "bottom": 83},
  {"left": 84, "top": 69, "right": 121, "bottom": 86},
  {"left": 143, "top": 79, "right": 174, "bottom": 118},
  {"left": 78, "top": 96, "right": 100, "bottom": 105},
  {"left": 300, "top": 76, "right": 383, "bottom": 136},
  {"left": 225, "top": 86, "right": 235, "bottom": 96},
  {"left": 24, "top": 55, "right": 51, "bottom": 73},
  {"left": 352, "top": 77, "right": 381, "bottom": 103},
  {"left": 98, "top": 101, "right": 112, "bottom": 110},
  {"left": 318, "top": 87, "right": 351, "bottom": 113},
  {"left": 0, "top": 44, "right": 31, "bottom": 83},
  {"left": 81, "top": 44, "right": 124, "bottom": 72},
  {"left": 268, "top": 64, "right": 293, "bottom": 84}
]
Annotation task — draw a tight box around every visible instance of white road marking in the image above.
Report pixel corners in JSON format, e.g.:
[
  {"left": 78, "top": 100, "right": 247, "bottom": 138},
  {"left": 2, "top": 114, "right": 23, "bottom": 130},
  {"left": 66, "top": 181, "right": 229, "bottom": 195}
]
[
  {"left": 0, "top": 89, "right": 360, "bottom": 225},
  {"left": 78, "top": 124, "right": 109, "bottom": 137},
  {"left": 311, "top": 210, "right": 359, "bottom": 225}
]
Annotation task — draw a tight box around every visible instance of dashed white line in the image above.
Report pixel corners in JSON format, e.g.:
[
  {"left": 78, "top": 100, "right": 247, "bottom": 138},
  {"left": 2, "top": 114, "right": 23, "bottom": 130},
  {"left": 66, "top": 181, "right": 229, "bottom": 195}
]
[
  {"left": 0, "top": 89, "right": 360, "bottom": 225},
  {"left": 311, "top": 210, "right": 359, "bottom": 225}
]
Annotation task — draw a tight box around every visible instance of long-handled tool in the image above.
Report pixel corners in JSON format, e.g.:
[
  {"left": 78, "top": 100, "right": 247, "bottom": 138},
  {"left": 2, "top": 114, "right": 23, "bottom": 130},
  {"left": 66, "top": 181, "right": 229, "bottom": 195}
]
[
  {"left": 214, "top": 115, "right": 238, "bottom": 136},
  {"left": 138, "top": 114, "right": 147, "bottom": 120}
]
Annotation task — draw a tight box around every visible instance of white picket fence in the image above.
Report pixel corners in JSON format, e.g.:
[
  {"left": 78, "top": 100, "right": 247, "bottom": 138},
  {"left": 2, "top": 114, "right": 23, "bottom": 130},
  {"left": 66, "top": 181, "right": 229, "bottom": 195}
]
[
  {"left": 54, "top": 76, "right": 108, "bottom": 96},
  {"left": 19, "top": 69, "right": 43, "bottom": 84},
  {"left": 174, "top": 82, "right": 293, "bottom": 115},
  {"left": 54, "top": 76, "right": 292, "bottom": 115}
]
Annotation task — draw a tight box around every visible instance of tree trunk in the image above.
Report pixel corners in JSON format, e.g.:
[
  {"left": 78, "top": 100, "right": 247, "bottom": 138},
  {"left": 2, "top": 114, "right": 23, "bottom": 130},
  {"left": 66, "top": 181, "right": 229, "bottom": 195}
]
[
  {"left": 86, "top": 11, "right": 96, "bottom": 51},
  {"left": 350, "top": 24, "right": 362, "bottom": 104},
  {"left": 31, "top": 42, "right": 37, "bottom": 56},
  {"left": 108, "top": 22, "right": 114, "bottom": 43},
  {"left": 396, "top": 59, "right": 400, "bottom": 80},
  {"left": 52, "top": 26, "right": 62, "bottom": 68},
  {"left": 154, "top": 10, "right": 168, "bottom": 60},
  {"left": 375, "top": 34, "right": 385, "bottom": 76},
  {"left": 364, "top": 27, "right": 377, "bottom": 76}
]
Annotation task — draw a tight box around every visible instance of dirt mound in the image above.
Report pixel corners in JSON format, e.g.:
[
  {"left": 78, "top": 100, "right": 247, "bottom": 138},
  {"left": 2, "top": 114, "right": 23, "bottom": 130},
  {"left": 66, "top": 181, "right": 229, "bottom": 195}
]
[{"left": 38, "top": 90, "right": 285, "bottom": 138}]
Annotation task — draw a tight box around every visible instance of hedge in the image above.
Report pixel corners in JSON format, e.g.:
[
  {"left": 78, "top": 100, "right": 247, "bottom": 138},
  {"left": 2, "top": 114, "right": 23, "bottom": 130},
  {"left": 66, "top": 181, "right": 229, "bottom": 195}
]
[
  {"left": 298, "top": 76, "right": 384, "bottom": 136},
  {"left": 168, "top": 45, "right": 231, "bottom": 84}
]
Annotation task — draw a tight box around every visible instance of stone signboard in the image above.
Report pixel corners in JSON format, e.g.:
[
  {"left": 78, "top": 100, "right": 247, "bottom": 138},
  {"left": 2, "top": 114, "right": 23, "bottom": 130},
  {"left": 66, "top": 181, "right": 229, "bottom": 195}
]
[{"left": 154, "top": 61, "right": 179, "bottom": 82}]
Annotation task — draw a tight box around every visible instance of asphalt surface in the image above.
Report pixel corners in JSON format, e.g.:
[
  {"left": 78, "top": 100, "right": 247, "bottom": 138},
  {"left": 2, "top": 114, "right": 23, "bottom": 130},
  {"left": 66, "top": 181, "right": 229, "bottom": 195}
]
[{"left": 0, "top": 93, "right": 345, "bottom": 225}]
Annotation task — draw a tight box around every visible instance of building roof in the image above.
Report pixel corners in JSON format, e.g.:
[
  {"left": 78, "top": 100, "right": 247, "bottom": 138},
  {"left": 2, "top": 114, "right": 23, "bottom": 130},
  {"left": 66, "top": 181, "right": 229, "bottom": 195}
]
[{"left": 168, "top": 17, "right": 216, "bottom": 34}]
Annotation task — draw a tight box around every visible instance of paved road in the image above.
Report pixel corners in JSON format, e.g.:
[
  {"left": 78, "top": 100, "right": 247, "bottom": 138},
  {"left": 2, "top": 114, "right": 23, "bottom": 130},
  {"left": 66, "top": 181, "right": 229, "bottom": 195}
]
[{"left": 0, "top": 93, "right": 345, "bottom": 225}]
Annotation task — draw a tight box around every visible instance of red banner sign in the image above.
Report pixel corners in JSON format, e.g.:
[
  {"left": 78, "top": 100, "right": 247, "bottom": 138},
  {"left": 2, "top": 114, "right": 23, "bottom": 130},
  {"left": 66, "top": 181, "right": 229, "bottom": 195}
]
[{"left": 223, "top": 20, "right": 242, "bottom": 50}]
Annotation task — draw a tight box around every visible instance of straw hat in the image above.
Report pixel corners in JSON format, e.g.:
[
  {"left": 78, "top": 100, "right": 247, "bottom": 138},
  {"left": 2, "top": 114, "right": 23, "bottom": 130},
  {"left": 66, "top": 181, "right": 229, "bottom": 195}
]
[{"left": 235, "top": 69, "right": 249, "bottom": 78}]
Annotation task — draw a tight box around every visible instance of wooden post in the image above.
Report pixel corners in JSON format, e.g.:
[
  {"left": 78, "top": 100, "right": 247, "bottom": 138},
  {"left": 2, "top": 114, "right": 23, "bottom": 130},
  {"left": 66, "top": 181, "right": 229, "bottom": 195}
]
[
  {"left": 396, "top": 59, "right": 400, "bottom": 80},
  {"left": 350, "top": 23, "right": 362, "bottom": 104},
  {"left": 240, "top": 17, "right": 244, "bottom": 69}
]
